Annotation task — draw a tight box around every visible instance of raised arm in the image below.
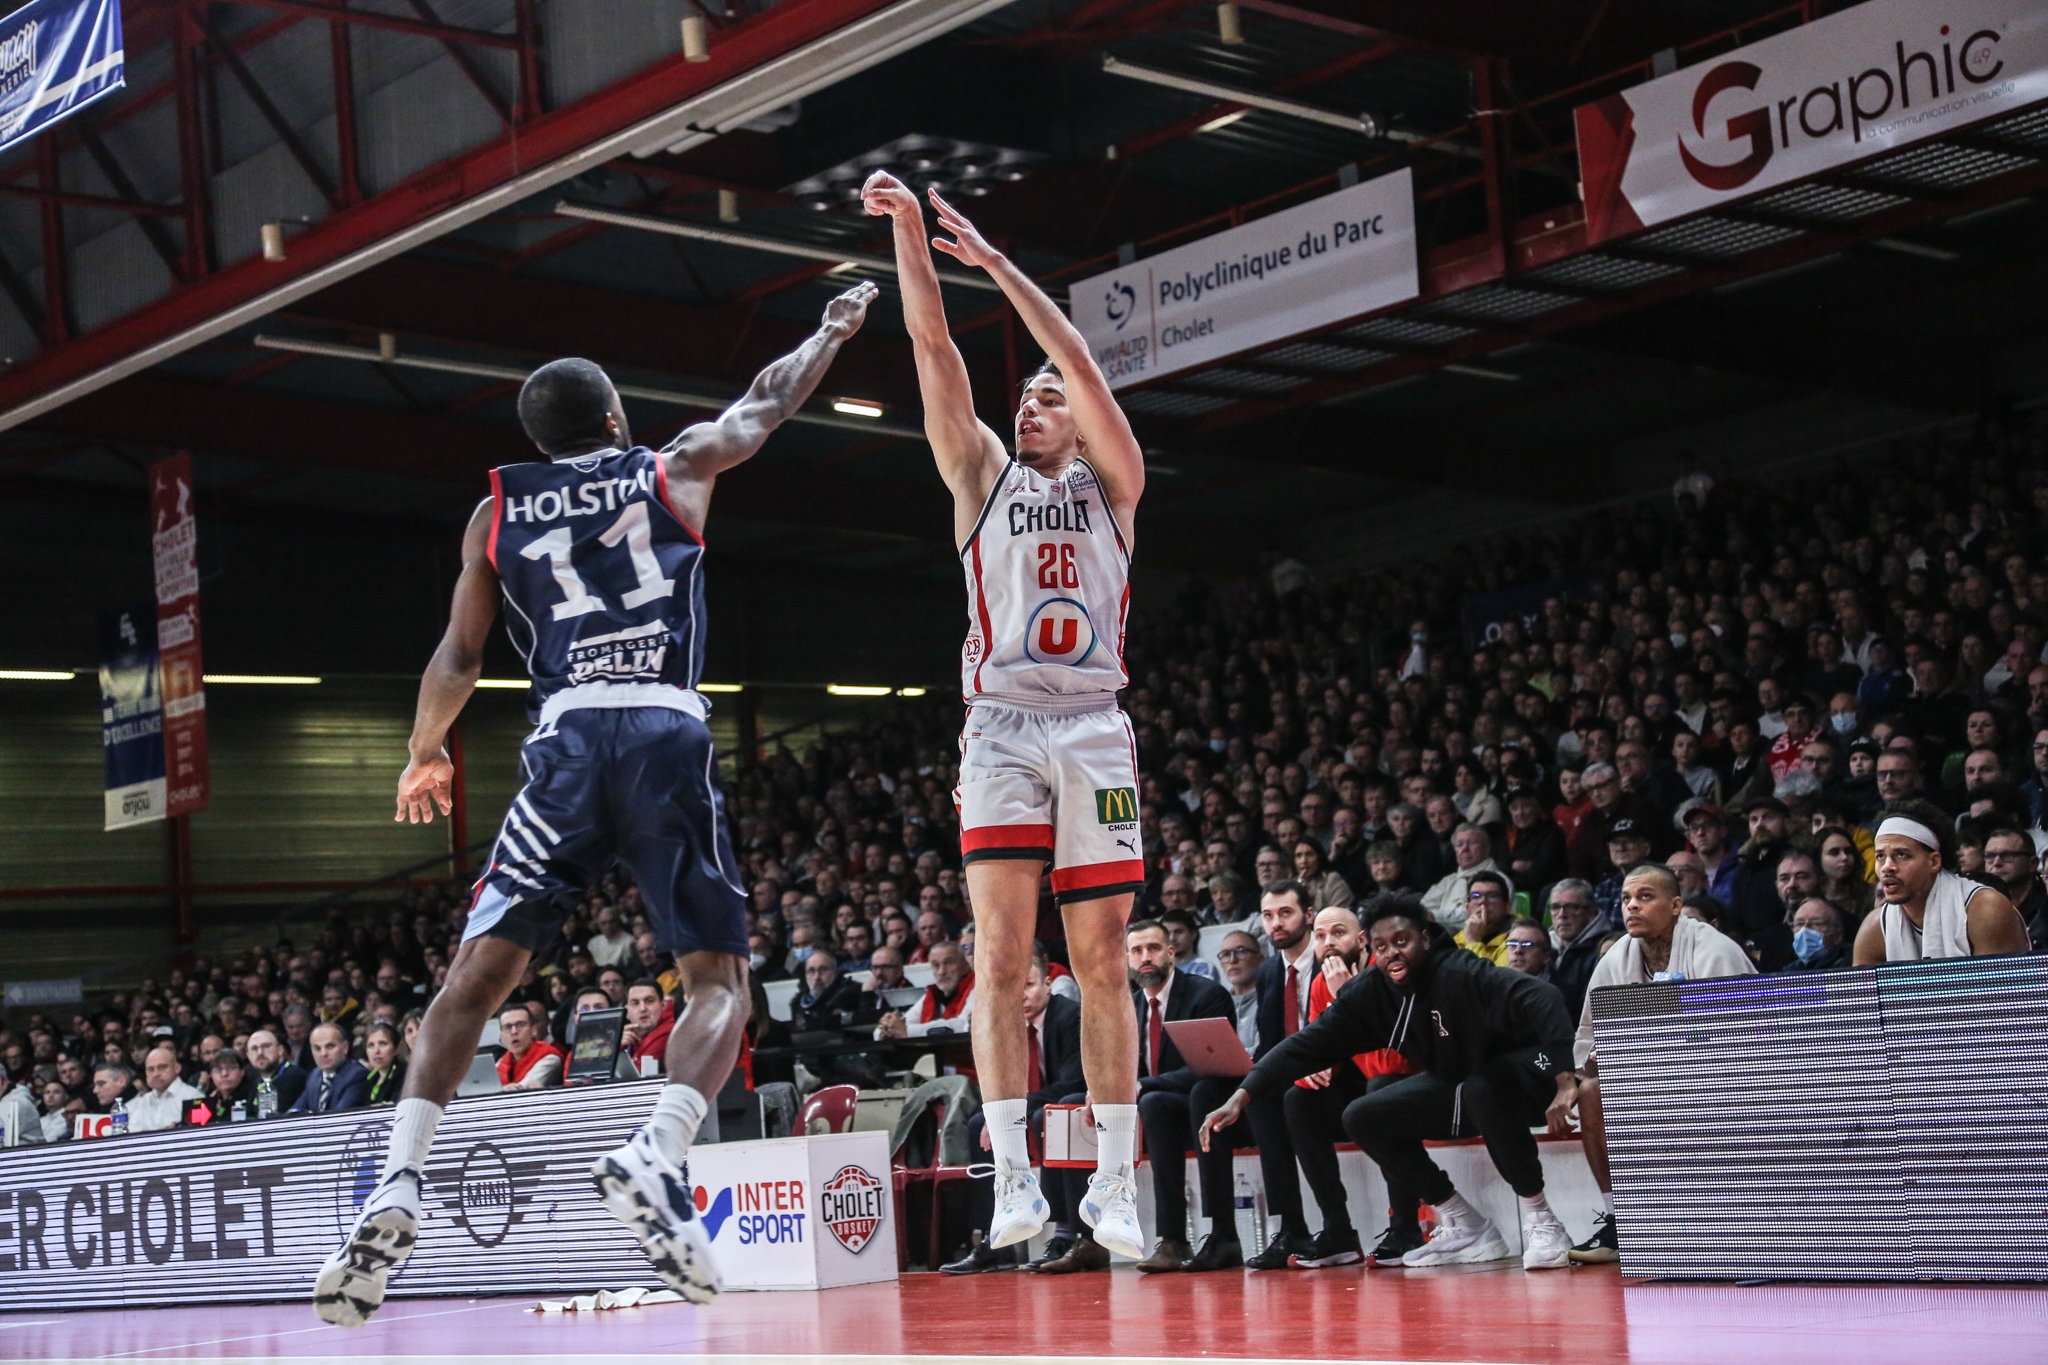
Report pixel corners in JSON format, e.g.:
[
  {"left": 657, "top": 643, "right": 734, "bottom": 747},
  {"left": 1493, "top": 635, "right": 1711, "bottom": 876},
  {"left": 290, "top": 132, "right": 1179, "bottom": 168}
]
[
  {"left": 861, "top": 170, "right": 1006, "bottom": 505},
  {"left": 927, "top": 191, "right": 1144, "bottom": 520},
  {"left": 660, "top": 280, "right": 877, "bottom": 534},
  {"left": 397, "top": 497, "right": 499, "bottom": 825}
]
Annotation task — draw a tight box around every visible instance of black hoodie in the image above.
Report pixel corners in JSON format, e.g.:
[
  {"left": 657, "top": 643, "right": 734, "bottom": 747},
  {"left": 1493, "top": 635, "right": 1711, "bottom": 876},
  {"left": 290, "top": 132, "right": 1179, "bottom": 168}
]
[{"left": 1241, "top": 921, "right": 1575, "bottom": 1100}]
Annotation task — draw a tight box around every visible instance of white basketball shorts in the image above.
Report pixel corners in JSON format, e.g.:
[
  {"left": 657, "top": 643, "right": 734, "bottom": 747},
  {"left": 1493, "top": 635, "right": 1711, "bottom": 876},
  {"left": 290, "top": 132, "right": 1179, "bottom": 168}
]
[{"left": 955, "top": 698, "right": 1146, "bottom": 904}]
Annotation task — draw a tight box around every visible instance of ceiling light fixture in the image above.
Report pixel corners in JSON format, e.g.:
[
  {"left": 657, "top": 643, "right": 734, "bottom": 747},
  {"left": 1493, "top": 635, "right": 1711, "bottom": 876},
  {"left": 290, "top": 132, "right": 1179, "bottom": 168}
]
[
  {"left": 203, "top": 674, "right": 322, "bottom": 685},
  {"left": 699, "top": 683, "right": 744, "bottom": 693},
  {"left": 826, "top": 684, "right": 892, "bottom": 696},
  {"left": 832, "top": 400, "right": 885, "bottom": 418},
  {"left": 1198, "top": 109, "right": 1249, "bottom": 133},
  {"left": 472, "top": 678, "right": 530, "bottom": 689},
  {"left": 0, "top": 669, "right": 75, "bottom": 681}
]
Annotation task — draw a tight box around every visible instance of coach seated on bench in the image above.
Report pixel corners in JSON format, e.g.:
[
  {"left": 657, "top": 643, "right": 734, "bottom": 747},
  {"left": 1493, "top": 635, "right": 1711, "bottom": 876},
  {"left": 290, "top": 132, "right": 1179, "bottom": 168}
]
[
  {"left": 942, "top": 952, "right": 1087, "bottom": 1275},
  {"left": 1234, "top": 881, "right": 1323, "bottom": 1269},
  {"left": 1563, "top": 862, "right": 1753, "bottom": 1265},
  {"left": 1127, "top": 917, "right": 1240, "bottom": 1273},
  {"left": 1199, "top": 892, "right": 1579, "bottom": 1272}
]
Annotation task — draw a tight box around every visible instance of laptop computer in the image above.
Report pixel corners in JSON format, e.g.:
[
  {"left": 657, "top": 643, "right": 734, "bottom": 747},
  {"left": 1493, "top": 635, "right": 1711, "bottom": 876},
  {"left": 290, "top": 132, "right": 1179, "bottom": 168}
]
[
  {"left": 1162, "top": 1017, "right": 1254, "bottom": 1079},
  {"left": 455, "top": 1051, "right": 503, "bottom": 1097},
  {"left": 566, "top": 1006, "right": 626, "bottom": 1083}
]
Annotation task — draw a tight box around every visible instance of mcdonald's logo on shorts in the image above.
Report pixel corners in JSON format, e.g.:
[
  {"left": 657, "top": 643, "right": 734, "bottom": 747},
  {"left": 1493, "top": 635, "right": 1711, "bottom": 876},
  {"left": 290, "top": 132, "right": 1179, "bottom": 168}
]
[{"left": 1095, "top": 787, "right": 1139, "bottom": 825}]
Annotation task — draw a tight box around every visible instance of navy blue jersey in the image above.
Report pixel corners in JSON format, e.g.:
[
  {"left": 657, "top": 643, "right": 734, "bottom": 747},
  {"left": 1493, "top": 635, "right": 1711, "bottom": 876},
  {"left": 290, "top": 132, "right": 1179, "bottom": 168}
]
[{"left": 488, "top": 448, "right": 704, "bottom": 714}]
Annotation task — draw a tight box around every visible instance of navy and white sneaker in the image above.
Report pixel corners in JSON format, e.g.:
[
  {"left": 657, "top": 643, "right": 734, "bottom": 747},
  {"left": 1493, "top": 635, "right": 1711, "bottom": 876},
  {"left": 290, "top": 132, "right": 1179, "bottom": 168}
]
[
  {"left": 313, "top": 1168, "right": 420, "bottom": 1327},
  {"left": 592, "top": 1132, "right": 722, "bottom": 1304}
]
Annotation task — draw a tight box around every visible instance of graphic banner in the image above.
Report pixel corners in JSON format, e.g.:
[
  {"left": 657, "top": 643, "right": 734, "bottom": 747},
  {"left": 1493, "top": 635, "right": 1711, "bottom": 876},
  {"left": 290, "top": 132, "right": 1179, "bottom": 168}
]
[
  {"left": 0, "top": 1081, "right": 668, "bottom": 1307},
  {"left": 0, "top": 0, "right": 125, "bottom": 156},
  {"left": 1576, "top": 0, "right": 2048, "bottom": 243},
  {"left": 1069, "top": 168, "right": 1417, "bottom": 388},
  {"left": 149, "top": 453, "right": 208, "bottom": 818},
  {"left": 98, "top": 604, "right": 164, "bottom": 830}
]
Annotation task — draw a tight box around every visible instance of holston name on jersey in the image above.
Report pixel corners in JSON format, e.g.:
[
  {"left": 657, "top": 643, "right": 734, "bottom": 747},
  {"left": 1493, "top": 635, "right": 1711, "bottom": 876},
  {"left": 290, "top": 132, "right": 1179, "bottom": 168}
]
[{"left": 501, "top": 466, "right": 661, "bottom": 524}]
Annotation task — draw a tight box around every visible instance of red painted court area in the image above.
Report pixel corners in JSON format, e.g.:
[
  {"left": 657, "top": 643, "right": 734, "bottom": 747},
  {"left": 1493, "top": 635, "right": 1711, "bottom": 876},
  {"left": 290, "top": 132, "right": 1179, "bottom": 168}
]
[{"left": 7, "top": 1266, "right": 2047, "bottom": 1364}]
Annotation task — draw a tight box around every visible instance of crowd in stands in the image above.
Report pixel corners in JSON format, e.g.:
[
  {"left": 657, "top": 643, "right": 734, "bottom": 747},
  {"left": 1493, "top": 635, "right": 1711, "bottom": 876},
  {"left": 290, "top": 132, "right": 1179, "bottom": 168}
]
[{"left": 5, "top": 422, "right": 2047, "bottom": 1269}]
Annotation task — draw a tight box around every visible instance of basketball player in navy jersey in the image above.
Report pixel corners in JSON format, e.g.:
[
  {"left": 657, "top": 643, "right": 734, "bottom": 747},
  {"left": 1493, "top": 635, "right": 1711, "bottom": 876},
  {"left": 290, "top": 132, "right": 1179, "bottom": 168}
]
[
  {"left": 313, "top": 280, "right": 878, "bottom": 1327},
  {"left": 864, "top": 171, "right": 1150, "bottom": 1261}
]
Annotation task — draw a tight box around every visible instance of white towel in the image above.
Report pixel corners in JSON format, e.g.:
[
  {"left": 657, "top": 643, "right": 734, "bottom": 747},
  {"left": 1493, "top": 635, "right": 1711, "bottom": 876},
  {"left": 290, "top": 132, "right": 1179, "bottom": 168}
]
[
  {"left": 1880, "top": 870, "right": 1978, "bottom": 961},
  {"left": 1574, "top": 913, "right": 1756, "bottom": 1069}
]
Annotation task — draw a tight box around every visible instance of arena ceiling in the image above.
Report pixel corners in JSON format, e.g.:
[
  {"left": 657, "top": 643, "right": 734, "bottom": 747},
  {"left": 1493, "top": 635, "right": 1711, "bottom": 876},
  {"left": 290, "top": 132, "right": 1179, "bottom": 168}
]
[{"left": 5, "top": 0, "right": 2048, "bottom": 593}]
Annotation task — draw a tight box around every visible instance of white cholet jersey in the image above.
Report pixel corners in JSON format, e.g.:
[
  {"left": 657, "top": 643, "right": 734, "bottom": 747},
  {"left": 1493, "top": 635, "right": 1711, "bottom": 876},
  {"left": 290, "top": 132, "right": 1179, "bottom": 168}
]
[{"left": 959, "top": 456, "right": 1131, "bottom": 709}]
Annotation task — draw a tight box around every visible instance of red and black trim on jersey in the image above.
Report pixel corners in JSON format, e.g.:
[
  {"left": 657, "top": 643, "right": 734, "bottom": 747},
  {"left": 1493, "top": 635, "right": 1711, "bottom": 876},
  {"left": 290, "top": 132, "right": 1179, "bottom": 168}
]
[{"left": 1050, "top": 860, "right": 1147, "bottom": 904}]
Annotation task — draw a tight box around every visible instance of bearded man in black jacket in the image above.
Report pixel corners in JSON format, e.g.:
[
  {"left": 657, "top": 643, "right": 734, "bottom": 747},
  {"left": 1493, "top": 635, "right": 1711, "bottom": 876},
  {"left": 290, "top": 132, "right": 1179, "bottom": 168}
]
[{"left": 1198, "top": 892, "right": 1580, "bottom": 1272}]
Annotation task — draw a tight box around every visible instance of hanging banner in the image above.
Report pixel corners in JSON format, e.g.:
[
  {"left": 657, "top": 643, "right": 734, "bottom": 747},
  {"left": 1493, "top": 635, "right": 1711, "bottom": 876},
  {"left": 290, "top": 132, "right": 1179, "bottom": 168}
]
[
  {"left": 0, "top": 0, "right": 125, "bottom": 156},
  {"left": 1069, "top": 167, "right": 1417, "bottom": 389},
  {"left": 150, "top": 453, "right": 209, "bottom": 818},
  {"left": 98, "top": 604, "right": 164, "bottom": 830},
  {"left": 1576, "top": 0, "right": 2048, "bottom": 244}
]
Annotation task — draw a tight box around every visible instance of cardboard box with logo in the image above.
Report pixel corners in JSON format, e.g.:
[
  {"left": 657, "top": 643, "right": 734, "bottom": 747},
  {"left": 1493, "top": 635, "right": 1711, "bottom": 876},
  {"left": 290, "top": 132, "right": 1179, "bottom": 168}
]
[{"left": 685, "top": 1130, "right": 898, "bottom": 1290}]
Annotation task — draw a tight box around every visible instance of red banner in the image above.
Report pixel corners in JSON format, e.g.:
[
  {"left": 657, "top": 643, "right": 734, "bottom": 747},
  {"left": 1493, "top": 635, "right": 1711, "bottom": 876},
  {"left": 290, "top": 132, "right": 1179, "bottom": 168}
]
[{"left": 150, "top": 453, "right": 209, "bottom": 817}]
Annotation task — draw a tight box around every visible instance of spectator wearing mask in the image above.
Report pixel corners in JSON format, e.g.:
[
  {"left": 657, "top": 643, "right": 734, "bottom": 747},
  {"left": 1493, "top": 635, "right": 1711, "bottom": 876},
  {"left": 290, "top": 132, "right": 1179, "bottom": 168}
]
[
  {"left": 1504, "top": 918, "right": 1554, "bottom": 978},
  {"left": 1542, "top": 880, "right": 1607, "bottom": 1019},
  {"left": 291, "top": 1025, "right": 371, "bottom": 1114},
  {"left": 1855, "top": 802, "right": 2029, "bottom": 963},
  {"left": 1200, "top": 892, "right": 1579, "bottom": 1272},
  {"left": 1781, "top": 898, "right": 1852, "bottom": 972},
  {"left": 1567, "top": 863, "right": 1754, "bottom": 1263},
  {"left": 1980, "top": 826, "right": 2048, "bottom": 950},
  {"left": 1128, "top": 919, "right": 1240, "bottom": 1273},
  {"left": 944, "top": 955, "right": 1086, "bottom": 1275},
  {"left": 494, "top": 1005, "right": 563, "bottom": 1091},
  {"left": 363, "top": 1023, "right": 406, "bottom": 1105},
  {"left": 244, "top": 1029, "right": 308, "bottom": 1111},
  {"left": 876, "top": 941, "right": 974, "bottom": 1039},
  {"left": 1456, "top": 872, "right": 1515, "bottom": 966},
  {"left": 623, "top": 980, "right": 675, "bottom": 1073},
  {"left": 1420, "top": 823, "right": 1503, "bottom": 930},
  {"left": 129, "top": 1044, "right": 204, "bottom": 1131}
]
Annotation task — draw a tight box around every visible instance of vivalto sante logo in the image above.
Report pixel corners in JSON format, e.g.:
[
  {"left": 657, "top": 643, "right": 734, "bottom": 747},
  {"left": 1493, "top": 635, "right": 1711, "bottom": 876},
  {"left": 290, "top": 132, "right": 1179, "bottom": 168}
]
[
  {"left": 1103, "top": 279, "right": 1137, "bottom": 331},
  {"left": 1677, "top": 22, "right": 2006, "bottom": 192}
]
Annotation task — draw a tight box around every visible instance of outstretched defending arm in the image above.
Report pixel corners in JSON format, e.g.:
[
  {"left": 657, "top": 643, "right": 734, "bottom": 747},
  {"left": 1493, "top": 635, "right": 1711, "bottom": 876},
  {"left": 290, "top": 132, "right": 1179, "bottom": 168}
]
[
  {"left": 660, "top": 280, "right": 878, "bottom": 534},
  {"left": 926, "top": 191, "right": 1144, "bottom": 521},
  {"left": 397, "top": 498, "right": 499, "bottom": 824},
  {"left": 862, "top": 170, "right": 1006, "bottom": 505}
]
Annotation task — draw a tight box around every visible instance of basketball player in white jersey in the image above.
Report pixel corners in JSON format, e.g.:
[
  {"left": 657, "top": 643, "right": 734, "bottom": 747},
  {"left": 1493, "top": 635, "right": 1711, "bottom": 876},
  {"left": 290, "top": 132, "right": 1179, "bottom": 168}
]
[
  {"left": 865, "top": 170, "right": 1147, "bottom": 1258},
  {"left": 1852, "top": 798, "right": 2028, "bottom": 963}
]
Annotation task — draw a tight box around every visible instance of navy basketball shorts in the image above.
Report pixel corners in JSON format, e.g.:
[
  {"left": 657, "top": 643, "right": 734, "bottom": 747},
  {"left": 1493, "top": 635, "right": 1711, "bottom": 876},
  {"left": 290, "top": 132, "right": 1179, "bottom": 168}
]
[{"left": 463, "top": 705, "right": 749, "bottom": 959}]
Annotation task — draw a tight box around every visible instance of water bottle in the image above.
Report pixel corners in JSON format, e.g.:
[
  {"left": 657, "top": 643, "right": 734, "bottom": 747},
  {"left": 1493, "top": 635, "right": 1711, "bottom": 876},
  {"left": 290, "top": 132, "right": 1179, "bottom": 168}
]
[
  {"left": 1234, "top": 1166, "right": 1263, "bottom": 1253},
  {"left": 109, "top": 1097, "right": 129, "bottom": 1136},
  {"left": 257, "top": 1077, "right": 277, "bottom": 1120}
]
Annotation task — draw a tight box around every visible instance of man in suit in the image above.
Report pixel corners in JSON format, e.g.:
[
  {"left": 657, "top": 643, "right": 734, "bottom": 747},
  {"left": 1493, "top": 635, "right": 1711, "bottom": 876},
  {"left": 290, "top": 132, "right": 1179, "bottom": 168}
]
[
  {"left": 1232, "top": 880, "right": 1321, "bottom": 1268},
  {"left": 245, "top": 1029, "right": 309, "bottom": 1112},
  {"left": 289, "top": 1023, "right": 371, "bottom": 1116},
  {"left": 1129, "top": 918, "right": 1239, "bottom": 1272},
  {"left": 942, "top": 952, "right": 1087, "bottom": 1274}
]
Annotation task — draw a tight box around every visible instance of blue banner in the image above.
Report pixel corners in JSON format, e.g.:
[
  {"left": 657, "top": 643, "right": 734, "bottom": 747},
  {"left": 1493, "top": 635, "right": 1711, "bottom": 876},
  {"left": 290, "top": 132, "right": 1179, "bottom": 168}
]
[
  {"left": 99, "top": 603, "right": 164, "bottom": 831},
  {"left": 0, "top": 0, "right": 124, "bottom": 155}
]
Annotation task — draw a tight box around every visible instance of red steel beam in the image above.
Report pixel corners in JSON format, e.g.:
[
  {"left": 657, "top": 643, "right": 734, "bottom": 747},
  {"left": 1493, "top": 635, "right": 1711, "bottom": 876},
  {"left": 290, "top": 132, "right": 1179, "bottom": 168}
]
[
  {"left": 0, "top": 0, "right": 930, "bottom": 430},
  {"left": 226, "top": 0, "right": 521, "bottom": 49},
  {"left": 36, "top": 139, "right": 70, "bottom": 346},
  {"left": 331, "top": 20, "right": 362, "bottom": 205},
  {"left": 0, "top": 183, "right": 186, "bottom": 216}
]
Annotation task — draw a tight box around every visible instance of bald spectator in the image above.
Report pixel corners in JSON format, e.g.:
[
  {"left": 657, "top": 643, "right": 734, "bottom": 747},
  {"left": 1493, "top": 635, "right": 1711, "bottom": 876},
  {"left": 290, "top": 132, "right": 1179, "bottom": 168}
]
[
  {"left": 127, "top": 1044, "right": 203, "bottom": 1131},
  {"left": 290, "top": 1024, "right": 371, "bottom": 1113}
]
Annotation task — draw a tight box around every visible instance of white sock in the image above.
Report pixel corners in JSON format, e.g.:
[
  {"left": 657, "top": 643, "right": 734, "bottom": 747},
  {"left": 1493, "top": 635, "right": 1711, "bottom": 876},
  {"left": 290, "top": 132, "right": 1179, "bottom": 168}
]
[
  {"left": 1437, "top": 1192, "right": 1482, "bottom": 1226},
  {"left": 1597, "top": 1189, "right": 1614, "bottom": 1216},
  {"left": 1518, "top": 1191, "right": 1557, "bottom": 1222},
  {"left": 984, "top": 1098, "right": 1030, "bottom": 1174},
  {"left": 645, "top": 1084, "right": 709, "bottom": 1165},
  {"left": 385, "top": 1098, "right": 442, "bottom": 1176},
  {"left": 1093, "top": 1103, "right": 1137, "bottom": 1177}
]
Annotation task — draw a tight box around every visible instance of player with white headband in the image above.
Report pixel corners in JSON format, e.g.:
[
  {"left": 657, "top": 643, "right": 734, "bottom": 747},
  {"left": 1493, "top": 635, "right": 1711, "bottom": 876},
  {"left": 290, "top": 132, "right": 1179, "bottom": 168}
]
[{"left": 1851, "top": 799, "right": 2029, "bottom": 964}]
